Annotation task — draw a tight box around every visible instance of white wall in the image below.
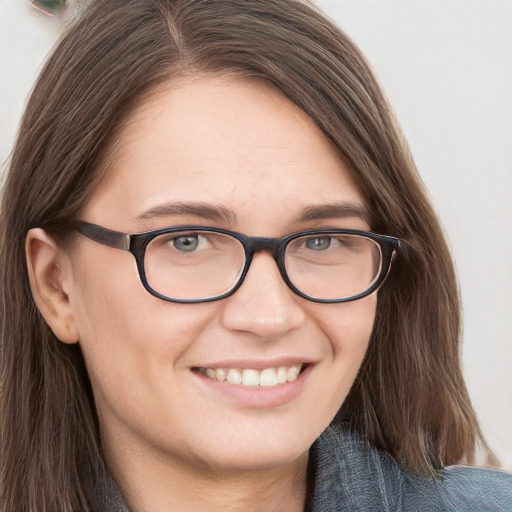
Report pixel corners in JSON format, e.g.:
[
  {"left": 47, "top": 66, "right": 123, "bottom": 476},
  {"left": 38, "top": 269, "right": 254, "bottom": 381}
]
[
  {"left": 1, "top": 0, "right": 511, "bottom": 468},
  {"left": 318, "top": 0, "right": 512, "bottom": 469},
  {"left": 0, "top": 1, "right": 63, "bottom": 169}
]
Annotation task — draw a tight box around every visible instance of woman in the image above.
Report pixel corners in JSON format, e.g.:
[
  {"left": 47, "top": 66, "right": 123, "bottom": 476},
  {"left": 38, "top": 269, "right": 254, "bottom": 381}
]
[{"left": 1, "top": 0, "right": 510, "bottom": 510}]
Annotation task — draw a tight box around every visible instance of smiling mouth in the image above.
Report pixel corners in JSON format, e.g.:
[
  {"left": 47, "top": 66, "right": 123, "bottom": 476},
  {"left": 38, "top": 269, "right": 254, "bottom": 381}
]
[{"left": 195, "top": 364, "right": 305, "bottom": 388}]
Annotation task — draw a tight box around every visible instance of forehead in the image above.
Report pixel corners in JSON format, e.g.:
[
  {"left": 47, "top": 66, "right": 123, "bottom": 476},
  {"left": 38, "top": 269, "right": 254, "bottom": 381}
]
[{"left": 83, "top": 75, "right": 366, "bottom": 232}]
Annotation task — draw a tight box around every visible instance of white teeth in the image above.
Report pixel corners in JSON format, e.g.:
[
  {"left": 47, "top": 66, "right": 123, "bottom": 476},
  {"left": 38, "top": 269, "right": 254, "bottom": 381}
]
[
  {"left": 241, "top": 369, "right": 260, "bottom": 387},
  {"left": 215, "top": 368, "right": 227, "bottom": 381},
  {"left": 276, "top": 366, "right": 287, "bottom": 384},
  {"left": 226, "top": 368, "right": 242, "bottom": 385},
  {"left": 201, "top": 364, "right": 303, "bottom": 387},
  {"left": 259, "top": 368, "right": 278, "bottom": 387},
  {"left": 286, "top": 365, "right": 300, "bottom": 381}
]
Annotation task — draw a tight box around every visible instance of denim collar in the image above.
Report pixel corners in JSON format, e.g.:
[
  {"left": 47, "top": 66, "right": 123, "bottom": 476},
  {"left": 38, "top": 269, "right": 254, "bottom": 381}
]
[
  {"left": 86, "top": 425, "right": 393, "bottom": 511},
  {"left": 87, "top": 424, "right": 512, "bottom": 511}
]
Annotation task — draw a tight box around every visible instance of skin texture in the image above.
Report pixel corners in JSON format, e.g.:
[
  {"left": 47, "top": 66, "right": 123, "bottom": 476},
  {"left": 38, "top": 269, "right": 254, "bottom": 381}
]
[{"left": 27, "top": 76, "right": 377, "bottom": 511}]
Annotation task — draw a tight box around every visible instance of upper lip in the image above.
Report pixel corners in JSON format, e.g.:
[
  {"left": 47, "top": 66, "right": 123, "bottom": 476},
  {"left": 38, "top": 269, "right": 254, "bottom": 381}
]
[{"left": 192, "top": 357, "right": 316, "bottom": 370}]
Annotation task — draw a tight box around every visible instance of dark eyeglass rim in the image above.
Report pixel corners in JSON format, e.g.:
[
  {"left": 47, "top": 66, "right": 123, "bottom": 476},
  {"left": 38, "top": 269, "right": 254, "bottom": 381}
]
[
  {"left": 72, "top": 220, "right": 400, "bottom": 304},
  {"left": 29, "top": 0, "right": 66, "bottom": 17}
]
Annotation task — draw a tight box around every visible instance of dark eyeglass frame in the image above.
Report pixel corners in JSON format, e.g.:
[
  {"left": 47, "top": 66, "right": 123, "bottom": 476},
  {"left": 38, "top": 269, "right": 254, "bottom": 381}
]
[{"left": 73, "top": 220, "right": 400, "bottom": 304}]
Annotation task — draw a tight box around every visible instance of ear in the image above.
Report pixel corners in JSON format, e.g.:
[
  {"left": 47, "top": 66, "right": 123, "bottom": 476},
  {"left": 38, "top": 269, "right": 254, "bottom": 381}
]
[{"left": 26, "top": 228, "right": 79, "bottom": 344}]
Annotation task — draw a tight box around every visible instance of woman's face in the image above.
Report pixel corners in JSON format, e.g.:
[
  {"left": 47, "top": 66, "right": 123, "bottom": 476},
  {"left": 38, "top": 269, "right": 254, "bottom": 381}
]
[{"left": 66, "top": 76, "right": 376, "bottom": 475}]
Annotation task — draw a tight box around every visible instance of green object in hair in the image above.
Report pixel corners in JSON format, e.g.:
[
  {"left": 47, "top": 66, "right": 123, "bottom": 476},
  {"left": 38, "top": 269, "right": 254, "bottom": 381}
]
[{"left": 30, "top": 0, "right": 65, "bottom": 17}]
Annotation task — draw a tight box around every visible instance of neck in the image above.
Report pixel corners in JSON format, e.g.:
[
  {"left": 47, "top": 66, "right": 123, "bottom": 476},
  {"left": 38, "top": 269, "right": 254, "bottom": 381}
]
[{"left": 102, "top": 437, "right": 309, "bottom": 512}]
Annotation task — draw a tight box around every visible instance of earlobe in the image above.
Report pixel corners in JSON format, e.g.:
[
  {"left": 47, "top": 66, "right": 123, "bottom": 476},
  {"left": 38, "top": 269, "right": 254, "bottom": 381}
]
[{"left": 26, "top": 228, "right": 79, "bottom": 344}]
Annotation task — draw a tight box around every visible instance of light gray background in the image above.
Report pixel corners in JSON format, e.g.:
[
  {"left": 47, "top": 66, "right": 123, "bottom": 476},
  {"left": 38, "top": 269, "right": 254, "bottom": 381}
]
[
  {"left": 1, "top": 0, "right": 511, "bottom": 468},
  {"left": 318, "top": 0, "right": 512, "bottom": 469}
]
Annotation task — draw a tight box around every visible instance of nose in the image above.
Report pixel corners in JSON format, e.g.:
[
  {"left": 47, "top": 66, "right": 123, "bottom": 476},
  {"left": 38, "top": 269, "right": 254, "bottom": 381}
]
[{"left": 220, "top": 251, "right": 306, "bottom": 339}]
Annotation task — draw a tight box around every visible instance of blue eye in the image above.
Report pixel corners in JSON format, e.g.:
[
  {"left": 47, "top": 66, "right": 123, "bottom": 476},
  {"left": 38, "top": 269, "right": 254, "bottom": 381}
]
[
  {"left": 173, "top": 235, "right": 200, "bottom": 251},
  {"left": 305, "top": 237, "right": 332, "bottom": 251}
]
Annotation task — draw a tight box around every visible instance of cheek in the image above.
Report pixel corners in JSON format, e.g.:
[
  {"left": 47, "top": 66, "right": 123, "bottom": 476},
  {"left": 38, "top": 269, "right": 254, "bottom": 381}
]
[
  {"left": 69, "top": 244, "right": 212, "bottom": 342},
  {"left": 67, "top": 247, "right": 217, "bottom": 393},
  {"left": 299, "top": 294, "right": 377, "bottom": 428},
  {"left": 319, "top": 294, "right": 377, "bottom": 358},
  {"left": 317, "top": 294, "right": 376, "bottom": 400}
]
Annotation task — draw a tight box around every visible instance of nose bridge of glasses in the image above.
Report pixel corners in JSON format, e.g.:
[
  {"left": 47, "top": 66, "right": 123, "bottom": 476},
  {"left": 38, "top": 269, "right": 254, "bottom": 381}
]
[
  {"left": 248, "top": 236, "right": 282, "bottom": 258},
  {"left": 240, "top": 236, "right": 293, "bottom": 298}
]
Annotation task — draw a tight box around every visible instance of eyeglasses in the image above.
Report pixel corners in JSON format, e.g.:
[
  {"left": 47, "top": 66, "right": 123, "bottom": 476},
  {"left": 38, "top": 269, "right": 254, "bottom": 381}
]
[
  {"left": 29, "top": 0, "right": 66, "bottom": 17},
  {"left": 73, "top": 221, "right": 399, "bottom": 304}
]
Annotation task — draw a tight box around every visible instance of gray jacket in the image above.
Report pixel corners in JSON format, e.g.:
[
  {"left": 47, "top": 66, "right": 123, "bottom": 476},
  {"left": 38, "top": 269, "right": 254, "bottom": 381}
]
[{"left": 88, "top": 424, "right": 512, "bottom": 511}]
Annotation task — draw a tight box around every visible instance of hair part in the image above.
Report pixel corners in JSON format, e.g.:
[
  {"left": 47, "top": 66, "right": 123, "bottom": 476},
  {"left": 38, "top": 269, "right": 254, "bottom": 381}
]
[{"left": 0, "top": 0, "right": 494, "bottom": 509}]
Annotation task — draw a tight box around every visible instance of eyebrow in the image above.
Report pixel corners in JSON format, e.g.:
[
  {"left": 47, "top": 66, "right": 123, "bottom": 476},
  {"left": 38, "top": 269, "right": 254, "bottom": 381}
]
[
  {"left": 134, "top": 201, "right": 368, "bottom": 225},
  {"left": 135, "top": 202, "right": 236, "bottom": 224},
  {"left": 298, "top": 202, "right": 369, "bottom": 223}
]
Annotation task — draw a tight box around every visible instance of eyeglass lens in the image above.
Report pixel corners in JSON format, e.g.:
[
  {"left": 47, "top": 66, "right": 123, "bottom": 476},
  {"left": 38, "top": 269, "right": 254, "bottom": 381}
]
[
  {"left": 285, "top": 234, "right": 381, "bottom": 301},
  {"left": 142, "top": 230, "right": 382, "bottom": 302},
  {"left": 144, "top": 231, "right": 246, "bottom": 301}
]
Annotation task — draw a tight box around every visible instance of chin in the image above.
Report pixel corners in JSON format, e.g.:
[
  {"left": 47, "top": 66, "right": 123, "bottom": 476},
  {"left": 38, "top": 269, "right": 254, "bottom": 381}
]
[{"left": 184, "top": 425, "right": 317, "bottom": 475}]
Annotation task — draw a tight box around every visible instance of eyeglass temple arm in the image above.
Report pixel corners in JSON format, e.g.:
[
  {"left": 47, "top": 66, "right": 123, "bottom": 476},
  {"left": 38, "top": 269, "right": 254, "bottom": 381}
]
[{"left": 74, "top": 221, "right": 130, "bottom": 251}]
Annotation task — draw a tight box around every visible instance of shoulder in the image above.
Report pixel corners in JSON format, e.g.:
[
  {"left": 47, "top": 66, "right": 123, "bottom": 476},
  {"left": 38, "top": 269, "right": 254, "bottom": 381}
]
[
  {"left": 439, "top": 465, "right": 512, "bottom": 511},
  {"left": 309, "top": 424, "right": 512, "bottom": 512}
]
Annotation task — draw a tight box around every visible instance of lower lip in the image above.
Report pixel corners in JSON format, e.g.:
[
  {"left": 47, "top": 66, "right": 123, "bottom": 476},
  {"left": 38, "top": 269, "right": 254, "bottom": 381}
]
[{"left": 193, "top": 365, "right": 312, "bottom": 409}]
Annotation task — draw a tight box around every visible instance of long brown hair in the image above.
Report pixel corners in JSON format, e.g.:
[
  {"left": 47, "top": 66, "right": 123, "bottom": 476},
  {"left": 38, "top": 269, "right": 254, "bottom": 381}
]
[{"left": 0, "top": 0, "right": 493, "bottom": 510}]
